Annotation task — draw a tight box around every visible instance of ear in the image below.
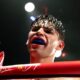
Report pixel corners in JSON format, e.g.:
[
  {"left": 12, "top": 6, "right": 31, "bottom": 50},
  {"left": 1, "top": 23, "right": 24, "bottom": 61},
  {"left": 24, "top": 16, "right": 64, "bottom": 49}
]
[{"left": 56, "top": 40, "right": 64, "bottom": 51}]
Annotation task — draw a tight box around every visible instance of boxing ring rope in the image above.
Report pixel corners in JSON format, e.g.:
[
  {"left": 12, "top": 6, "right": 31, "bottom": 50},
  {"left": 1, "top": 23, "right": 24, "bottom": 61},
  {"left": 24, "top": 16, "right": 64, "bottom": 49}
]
[{"left": 0, "top": 61, "right": 80, "bottom": 78}]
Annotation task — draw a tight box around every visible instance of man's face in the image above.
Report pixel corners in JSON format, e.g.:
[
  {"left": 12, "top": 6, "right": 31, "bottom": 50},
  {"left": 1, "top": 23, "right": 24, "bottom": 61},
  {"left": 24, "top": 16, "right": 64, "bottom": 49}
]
[{"left": 27, "top": 20, "right": 63, "bottom": 58}]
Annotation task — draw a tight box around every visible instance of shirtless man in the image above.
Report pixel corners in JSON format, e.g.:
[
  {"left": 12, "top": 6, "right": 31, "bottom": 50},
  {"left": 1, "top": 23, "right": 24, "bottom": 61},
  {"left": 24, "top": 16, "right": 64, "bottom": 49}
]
[
  {"left": 26, "top": 14, "right": 80, "bottom": 80},
  {"left": 25, "top": 14, "right": 65, "bottom": 80}
]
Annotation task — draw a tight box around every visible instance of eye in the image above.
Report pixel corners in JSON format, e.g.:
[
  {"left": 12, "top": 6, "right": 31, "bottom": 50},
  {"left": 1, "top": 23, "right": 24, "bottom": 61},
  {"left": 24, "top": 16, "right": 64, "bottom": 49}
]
[
  {"left": 44, "top": 28, "right": 53, "bottom": 34},
  {"left": 31, "top": 26, "right": 40, "bottom": 31}
]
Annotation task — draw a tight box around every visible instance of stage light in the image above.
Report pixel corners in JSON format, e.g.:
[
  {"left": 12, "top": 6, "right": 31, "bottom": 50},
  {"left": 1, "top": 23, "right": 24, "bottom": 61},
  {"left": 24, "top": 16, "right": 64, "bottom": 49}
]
[
  {"left": 30, "top": 16, "right": 36, "bottom": 21},
  {"left": 24, "top": 2, "right": 35, "bottom": 12}
]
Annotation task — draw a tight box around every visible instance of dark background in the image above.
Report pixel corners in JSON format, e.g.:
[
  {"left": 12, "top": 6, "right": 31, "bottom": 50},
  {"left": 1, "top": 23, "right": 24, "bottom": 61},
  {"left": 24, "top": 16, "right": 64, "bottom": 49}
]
[{"left": 0, "top": 0, "right": 80, "bottom": 65}]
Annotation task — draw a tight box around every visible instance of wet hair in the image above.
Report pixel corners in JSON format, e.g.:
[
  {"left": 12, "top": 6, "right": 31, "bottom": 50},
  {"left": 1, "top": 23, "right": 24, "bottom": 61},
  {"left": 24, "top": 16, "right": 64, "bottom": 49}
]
[{"left": 31, "top": 14, "right": 65, "bottom": 40}]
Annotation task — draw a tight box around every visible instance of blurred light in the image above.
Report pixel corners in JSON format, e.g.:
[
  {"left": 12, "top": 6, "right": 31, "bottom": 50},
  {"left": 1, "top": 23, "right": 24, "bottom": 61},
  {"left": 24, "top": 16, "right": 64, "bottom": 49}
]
[
  {"left": 30, "top": 16, "right": 36, "bottom": 21},
  {"left": 55, "top": 50, "right": 62, "bottom": 58},
  {"left": 61, "top": 52, "right": 66, "bottom": 57},
  {"left": 24, "top": 2, "right": 35, "bottom": 12}
]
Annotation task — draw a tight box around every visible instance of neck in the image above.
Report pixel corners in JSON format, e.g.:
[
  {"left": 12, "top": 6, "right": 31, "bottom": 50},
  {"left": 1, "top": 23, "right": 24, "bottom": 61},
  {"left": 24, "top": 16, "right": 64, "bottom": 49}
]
[{"left": 30, "top": 55, "right": 55, "bottom": 63}]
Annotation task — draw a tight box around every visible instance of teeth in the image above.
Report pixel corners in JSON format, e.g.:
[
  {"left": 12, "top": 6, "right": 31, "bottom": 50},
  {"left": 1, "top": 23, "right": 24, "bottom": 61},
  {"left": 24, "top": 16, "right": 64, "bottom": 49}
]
[{"left": 32, "top": 38, "right": 45, "bottom": 45}]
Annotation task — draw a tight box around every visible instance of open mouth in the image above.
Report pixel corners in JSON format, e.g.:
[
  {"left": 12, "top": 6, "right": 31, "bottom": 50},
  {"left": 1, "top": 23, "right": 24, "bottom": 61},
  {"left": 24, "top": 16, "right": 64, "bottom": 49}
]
[{"left": 31, "top": 37, "right": 46, "bottom": 45}]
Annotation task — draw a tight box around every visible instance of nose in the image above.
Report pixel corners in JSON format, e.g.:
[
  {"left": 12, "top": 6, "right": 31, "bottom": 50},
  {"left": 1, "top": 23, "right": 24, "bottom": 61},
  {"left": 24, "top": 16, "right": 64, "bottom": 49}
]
[{"left": 36, "top": 28, "right": 44, "bottom": 36}]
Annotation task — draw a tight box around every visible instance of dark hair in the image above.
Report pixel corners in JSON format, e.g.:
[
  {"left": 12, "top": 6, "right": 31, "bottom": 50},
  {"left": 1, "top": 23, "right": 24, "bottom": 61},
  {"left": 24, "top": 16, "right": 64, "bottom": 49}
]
[{"left": 31, "top": 14, "right": 65, "bottom": 40}]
